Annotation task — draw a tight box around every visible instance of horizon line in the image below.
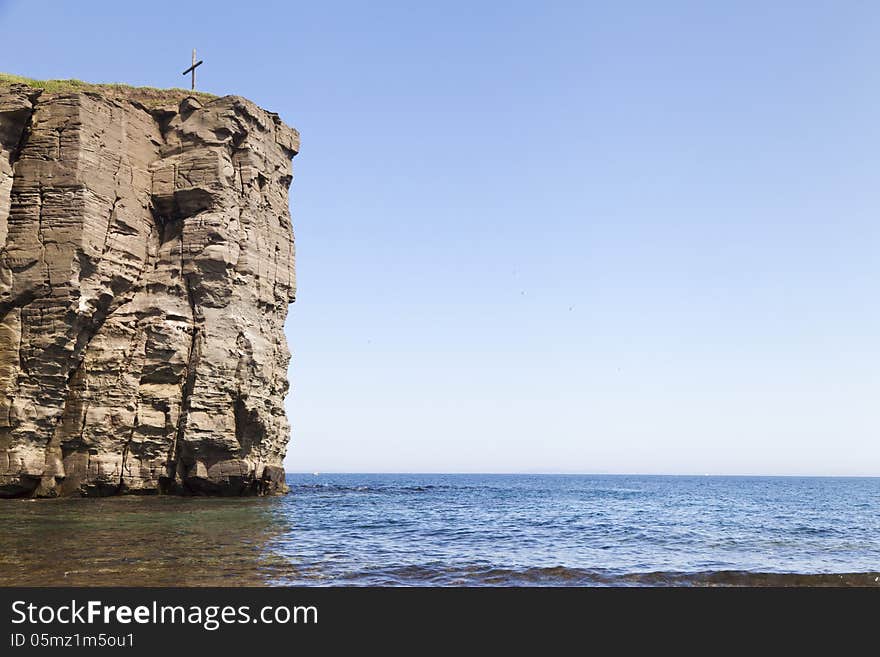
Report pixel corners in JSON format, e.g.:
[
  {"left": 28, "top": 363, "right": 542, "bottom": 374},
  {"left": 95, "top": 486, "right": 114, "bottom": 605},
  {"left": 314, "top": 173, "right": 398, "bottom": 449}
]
[{"left": 285, "top": 471, "right": 880, "bottom": 478}]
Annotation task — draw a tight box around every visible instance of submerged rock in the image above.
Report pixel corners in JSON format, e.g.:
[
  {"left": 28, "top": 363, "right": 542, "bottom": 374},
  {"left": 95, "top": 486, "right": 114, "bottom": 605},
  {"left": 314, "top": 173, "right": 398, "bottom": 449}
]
[{"left": 0, "top": 82, "right": 298, "bottom": 497}]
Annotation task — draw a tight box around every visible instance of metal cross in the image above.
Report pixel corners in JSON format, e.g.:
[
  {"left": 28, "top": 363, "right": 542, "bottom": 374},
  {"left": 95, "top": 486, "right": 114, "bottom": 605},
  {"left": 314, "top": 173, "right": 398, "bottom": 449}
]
[{"left": 182, "top": 49, "right": 204, "bottom": 91}]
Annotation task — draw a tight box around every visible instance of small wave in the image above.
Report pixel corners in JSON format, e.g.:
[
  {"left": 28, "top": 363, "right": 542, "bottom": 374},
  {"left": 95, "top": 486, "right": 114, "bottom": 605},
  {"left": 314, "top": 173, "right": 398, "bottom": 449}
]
[
  {"left": 290, "top": 483, "right": 446, "bottom": 495},
  {"left": 290, "top": 482, "right": 653, "bottom": 501},
  {"left": 334, "top": 564, "right": 880, "bottom": 587},
  {"left": 790, "top": 525, "right": 847, "bottom": 537}
]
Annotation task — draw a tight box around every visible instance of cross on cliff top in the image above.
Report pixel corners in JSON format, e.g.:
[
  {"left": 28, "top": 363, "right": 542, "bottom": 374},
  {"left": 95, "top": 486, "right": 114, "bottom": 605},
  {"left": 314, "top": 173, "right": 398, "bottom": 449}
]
[{"left": 182, "top": 49, "right": 204, "bottom": 91}]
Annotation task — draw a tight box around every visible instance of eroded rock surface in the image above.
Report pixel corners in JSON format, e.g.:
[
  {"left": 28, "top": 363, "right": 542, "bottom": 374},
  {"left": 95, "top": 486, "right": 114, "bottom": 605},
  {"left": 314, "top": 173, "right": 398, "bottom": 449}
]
[{"left": 0, "top": 83, "right": 298, "bottom": 497}]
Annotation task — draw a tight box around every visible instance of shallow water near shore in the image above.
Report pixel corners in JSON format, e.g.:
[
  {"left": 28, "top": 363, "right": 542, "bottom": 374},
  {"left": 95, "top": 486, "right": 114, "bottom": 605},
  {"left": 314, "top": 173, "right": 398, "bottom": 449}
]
[{"left": 1, "top": 474, "right": 879, "bottom": 586}]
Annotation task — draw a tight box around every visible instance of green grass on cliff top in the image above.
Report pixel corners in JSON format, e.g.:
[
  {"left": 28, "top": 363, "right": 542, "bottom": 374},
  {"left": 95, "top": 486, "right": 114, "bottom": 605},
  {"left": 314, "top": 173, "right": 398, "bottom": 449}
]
[{"left": 0, "top": 72, "right": 217, "bottom": 106}]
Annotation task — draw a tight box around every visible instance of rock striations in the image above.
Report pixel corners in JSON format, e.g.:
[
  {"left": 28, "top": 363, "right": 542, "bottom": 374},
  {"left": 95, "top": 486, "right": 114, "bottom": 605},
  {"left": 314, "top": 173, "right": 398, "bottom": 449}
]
[{"left": 0, "top": 82, "right": 298, "bottom": 497}]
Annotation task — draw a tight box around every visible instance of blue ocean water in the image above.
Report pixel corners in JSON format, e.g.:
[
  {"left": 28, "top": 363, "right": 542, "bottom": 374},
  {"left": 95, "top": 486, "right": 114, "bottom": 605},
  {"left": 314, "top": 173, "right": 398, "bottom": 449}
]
[
  {"left": 1, "top": 474, "right": 879, "bottom": 586},
  {"left": 274, "top": 474, "right": 880, "bottom": 585}
]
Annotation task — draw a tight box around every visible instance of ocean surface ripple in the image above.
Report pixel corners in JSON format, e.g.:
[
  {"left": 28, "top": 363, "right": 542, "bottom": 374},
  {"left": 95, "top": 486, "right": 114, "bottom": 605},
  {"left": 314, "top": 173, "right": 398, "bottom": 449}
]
[{"left": 1, "top": 474, "right": 878, "bottom": 586}]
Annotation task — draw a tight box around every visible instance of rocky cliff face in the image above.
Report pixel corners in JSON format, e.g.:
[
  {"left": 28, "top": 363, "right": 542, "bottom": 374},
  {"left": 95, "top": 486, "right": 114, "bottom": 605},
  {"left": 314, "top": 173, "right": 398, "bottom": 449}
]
[{"left": 0, "top": 83, "right": 298, "bottom": 497}]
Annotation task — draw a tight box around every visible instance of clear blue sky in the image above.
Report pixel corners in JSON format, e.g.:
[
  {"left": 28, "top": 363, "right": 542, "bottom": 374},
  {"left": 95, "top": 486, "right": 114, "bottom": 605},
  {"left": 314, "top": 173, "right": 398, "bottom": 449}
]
[{"left": 1, "top": 1, "right": 878, "bottom": 475}]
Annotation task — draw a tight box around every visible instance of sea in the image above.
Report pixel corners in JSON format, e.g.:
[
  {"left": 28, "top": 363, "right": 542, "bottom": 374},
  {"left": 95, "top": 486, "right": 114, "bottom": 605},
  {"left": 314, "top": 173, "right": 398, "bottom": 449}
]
[{"left": 1, "top": 473, "right": 878, "bottom": 586}]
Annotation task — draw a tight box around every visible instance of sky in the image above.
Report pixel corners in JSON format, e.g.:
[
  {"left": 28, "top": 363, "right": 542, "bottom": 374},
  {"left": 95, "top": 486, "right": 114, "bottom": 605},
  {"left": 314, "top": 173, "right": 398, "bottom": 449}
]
[{"left": 1, "top": 0, "right": 878, "bottom": 475}]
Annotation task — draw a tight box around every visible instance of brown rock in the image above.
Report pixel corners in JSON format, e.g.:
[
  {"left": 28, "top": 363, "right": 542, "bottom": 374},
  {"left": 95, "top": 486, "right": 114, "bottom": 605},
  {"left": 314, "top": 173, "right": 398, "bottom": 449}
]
[{"left": 0, "top": 83, "right": 298, "bottom": 497}]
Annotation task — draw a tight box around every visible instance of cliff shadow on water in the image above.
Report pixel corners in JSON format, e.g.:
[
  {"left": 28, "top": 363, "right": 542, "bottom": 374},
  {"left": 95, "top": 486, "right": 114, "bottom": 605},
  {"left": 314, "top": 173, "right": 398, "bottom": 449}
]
[{"left": 0, "top": 493, "right": 295, "bottom": 585}]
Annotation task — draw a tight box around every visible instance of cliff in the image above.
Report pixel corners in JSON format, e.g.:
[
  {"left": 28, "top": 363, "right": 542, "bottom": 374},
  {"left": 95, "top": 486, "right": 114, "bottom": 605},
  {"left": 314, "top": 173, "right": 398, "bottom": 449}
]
[{"left": 0, "top": 79, "right": 299, "bottom": 497}]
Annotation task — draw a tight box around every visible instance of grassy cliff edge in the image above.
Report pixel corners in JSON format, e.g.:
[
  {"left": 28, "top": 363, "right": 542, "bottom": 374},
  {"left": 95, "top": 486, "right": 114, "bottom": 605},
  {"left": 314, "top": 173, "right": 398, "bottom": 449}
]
[{"left": 0, "top": 72, "right": 217, "bottom": 107}]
